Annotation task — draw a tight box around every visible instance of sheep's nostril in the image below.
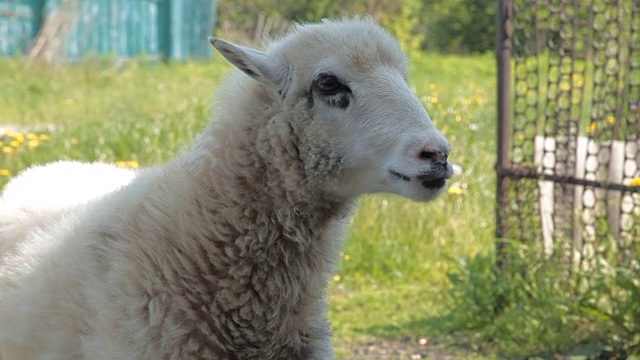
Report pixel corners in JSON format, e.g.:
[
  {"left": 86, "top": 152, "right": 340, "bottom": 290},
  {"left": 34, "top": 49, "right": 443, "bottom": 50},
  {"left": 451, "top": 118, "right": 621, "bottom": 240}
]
[
  {"left": 419, "top": 145, "right": 448, "bottom": 163},
  {"left": 419, "top": 150, "right": 436, "bottom": 160}
]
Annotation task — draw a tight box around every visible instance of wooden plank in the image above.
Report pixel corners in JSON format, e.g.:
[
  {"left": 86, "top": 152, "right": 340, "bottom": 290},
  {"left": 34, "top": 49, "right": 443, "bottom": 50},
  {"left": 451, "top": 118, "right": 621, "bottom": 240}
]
[
  {"left": 0, "top": 1, "right": 40, "bottom": 56},
  {"left": 608, "top": 140, "right": 625, "bottom": 236},
  {"left": 573, "top": 136, "right": 588, "bottom": 263},
  {"left": 157, "top": 0, "right": 170, "bottom": 59},
  {"left": 535, "top": 135, "right": 555, "bottom": 255},
  {"left": 170, "top": 0, "right": 183, "bottom": 60}
]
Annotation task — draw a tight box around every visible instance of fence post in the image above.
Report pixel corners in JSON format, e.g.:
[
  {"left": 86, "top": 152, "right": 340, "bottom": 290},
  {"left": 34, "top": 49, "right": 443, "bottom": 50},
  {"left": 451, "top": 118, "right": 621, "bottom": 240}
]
[{"left": 496, "top": 0, "right": 512, "bottom": 245}]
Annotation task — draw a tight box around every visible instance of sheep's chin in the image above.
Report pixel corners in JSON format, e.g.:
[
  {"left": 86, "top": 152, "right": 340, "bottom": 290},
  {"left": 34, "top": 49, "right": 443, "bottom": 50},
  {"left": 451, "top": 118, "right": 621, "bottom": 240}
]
[
  {"left": 406, "top": 181, "right": 449, "bottom": 202},
  {"left": 385, "top": 170, "right": 450, "bottom": 202}
]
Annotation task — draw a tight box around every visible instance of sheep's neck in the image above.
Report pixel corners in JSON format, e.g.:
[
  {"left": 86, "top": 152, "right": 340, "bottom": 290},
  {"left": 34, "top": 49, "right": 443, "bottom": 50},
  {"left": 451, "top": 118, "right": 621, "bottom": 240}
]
[
  {"left": 190, "top": 148, "right": 354, "bottom": 254},
  {"left": 177, "top": 149, "right": 353, "bottom": 356}
]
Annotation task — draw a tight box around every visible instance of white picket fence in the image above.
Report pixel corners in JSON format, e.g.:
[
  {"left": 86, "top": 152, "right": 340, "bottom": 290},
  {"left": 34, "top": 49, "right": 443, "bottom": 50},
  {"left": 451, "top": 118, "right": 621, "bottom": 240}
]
[{"left": 534, "top": 136, "right": 639, "bottom": 257}]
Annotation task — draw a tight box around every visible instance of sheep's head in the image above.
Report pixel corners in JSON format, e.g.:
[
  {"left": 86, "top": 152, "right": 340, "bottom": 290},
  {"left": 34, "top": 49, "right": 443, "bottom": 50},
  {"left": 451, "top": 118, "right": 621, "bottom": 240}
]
[{"left": 210, "top": 18, "right": 452, "bottom": 203}]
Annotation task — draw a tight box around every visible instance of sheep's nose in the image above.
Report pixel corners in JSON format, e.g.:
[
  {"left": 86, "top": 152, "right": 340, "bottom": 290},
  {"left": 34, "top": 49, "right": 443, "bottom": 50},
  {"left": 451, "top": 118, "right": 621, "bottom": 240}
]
[{"left": 418, "top": 144, "right": 450, "bottom": 164}]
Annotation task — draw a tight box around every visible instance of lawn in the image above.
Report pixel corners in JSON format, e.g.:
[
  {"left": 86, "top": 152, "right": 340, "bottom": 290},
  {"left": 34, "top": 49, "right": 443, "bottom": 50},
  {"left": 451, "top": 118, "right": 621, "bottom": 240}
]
[{"left": 1, "top": 53, "right": 498, "bottom": 358}]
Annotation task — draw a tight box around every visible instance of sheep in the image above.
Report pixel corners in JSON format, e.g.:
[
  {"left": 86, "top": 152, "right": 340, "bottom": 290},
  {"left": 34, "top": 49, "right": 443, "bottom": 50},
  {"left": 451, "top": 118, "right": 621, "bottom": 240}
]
[
  {"left": 0, "top": 17, "right": 453, "bottom": 360},
  {"left": 0, "top": 161, "right": 136, "bottom": 260},
  {"left": 1, "top": 161, "right": 136, "bottom": 212}
]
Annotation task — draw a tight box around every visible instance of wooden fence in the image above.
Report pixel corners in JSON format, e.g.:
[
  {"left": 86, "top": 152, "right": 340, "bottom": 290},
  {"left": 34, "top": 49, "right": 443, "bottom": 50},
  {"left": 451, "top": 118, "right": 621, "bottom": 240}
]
[{"left": 0, "top": 0, "right": 216, "bottom": 61}]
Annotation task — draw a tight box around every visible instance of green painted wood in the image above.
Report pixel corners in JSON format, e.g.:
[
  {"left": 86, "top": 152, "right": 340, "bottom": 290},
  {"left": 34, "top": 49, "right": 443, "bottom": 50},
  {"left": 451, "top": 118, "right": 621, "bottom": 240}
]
[
  {"left": 0, "top": 0, "right": 217, "bottom": 60},
  {"left": 0, "top": 0, "right": 43, "bottom": 56}
]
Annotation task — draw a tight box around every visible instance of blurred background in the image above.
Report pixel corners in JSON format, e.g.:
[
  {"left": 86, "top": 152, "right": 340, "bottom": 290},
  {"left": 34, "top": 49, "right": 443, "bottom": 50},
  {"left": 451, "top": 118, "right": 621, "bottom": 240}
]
[{"left": 0, "top": 0, "right": 495, "bottom": 63}]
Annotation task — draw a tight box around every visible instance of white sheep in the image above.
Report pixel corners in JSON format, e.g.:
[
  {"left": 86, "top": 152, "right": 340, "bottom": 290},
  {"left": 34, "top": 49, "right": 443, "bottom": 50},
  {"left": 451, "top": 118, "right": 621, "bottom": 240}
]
[
  {"left": 1, "top": 161, "right": 136, "bottom": 212},
  {"left": 0, "top": 17, "right": 452, "bottom": 360},
  {"left": 0, "top": 161, "right": 135, "bottom": 259}
]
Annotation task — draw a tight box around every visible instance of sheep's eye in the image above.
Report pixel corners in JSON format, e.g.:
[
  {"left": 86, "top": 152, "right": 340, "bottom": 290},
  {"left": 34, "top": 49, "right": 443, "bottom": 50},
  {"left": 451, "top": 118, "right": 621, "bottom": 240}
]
[
  {"left": 317, "top": 74, "right": 341, "bottom": 94},
  {"left": 315, "top": 73, "right": 352, "bottom": 96},
  {"left": 311, "top": 73, "right": 352, "bottom": 109}
]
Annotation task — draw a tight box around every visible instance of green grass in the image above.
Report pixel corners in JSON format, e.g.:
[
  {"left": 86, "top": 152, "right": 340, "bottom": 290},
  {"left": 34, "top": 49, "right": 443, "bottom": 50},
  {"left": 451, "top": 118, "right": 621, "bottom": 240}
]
[
  {"left": 7, "top": 53, "right": 636, "bottom": 359},
  {"left": 0, "top": 58, "right": 230, "bottom": 175}
]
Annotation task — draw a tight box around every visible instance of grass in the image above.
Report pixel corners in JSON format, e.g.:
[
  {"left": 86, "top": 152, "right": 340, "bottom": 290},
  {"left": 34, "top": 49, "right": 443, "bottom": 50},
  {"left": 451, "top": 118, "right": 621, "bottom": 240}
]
[
  {"left": 6, "top": 53, "right": 635, "bottom": 359},
  {"left": 0, "top": 58, "right": 225, "bottom": 170}
]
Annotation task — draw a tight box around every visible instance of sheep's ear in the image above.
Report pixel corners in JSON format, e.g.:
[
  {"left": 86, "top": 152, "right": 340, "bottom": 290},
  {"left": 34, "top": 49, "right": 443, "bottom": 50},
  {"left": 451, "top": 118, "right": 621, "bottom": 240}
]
[{"left": 209, "top": 37, "right": 286, "bottom": 86}]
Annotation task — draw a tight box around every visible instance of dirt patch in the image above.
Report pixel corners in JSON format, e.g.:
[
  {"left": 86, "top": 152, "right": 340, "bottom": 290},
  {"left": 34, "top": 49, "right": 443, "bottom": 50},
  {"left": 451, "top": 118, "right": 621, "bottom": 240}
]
[{"left": 339, "top": 336, "right": 483, "bottom": 360}]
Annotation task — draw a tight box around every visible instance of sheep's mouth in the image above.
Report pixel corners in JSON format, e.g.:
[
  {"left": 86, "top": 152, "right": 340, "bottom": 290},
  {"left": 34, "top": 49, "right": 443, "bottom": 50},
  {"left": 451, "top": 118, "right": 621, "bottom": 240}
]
[
  {"left": 389, "top": 169, "right": 411, "bottom": 182},
  {"left": 389, "top": 167, "right": 452, "bottom": 189},
  {"left": 421, "top": 177, "right": 447, "bottom": 189}
]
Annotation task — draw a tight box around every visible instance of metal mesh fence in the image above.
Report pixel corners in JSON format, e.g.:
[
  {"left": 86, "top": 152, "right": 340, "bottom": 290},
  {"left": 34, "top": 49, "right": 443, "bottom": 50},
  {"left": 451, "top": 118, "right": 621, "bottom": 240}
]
[{"left": 497, "top": 0, "right": 640, "bottom": 269}]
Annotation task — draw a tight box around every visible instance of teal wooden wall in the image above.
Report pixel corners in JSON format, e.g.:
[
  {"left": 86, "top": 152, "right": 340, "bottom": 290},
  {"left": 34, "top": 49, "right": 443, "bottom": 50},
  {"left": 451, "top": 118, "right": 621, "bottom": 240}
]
[
  {"left": 0, "top": 0, "right": 216, "bottom": 60},
  {"left": 0, "top": 0, "right": 44, "bottom": 56}
]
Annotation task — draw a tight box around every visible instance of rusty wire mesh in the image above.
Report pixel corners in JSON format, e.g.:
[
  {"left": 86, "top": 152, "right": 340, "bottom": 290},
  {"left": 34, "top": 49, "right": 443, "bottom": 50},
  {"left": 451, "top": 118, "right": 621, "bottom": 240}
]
[{"left": 497, "top": 0, "right": 640, "bottom": 269}]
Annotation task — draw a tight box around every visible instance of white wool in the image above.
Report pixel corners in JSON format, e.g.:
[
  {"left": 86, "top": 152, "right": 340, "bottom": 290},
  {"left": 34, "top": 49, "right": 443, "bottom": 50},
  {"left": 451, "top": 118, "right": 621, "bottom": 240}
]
[{"left": 1, "top": 161, "right": 135, "bottom": 212}]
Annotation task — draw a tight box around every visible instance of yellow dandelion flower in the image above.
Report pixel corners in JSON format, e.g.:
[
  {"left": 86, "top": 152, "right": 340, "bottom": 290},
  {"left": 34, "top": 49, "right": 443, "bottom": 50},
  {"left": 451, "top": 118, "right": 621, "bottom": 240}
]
[
  {"left": 2, "top": 146, "right": 14, "bottom": 154},
  {"left": 0, "top": 169, "right": 10, "bottom": 176},
  {"left": 38, "top": 134, "right": 51, "bottom": 141},
  {"left": 9, "top": 140, "right": 20, "bottom": 147},
  {"left": 560, "top": 82, "right": 571, "bottom": 91},
  {"left": 333, "top": 274, "right": 341, "bottom": 282},
  {"left": 11, "top": 132, "right": 24, "bottom": 142},
  {"left": 606, "top": 115, "right": 616, "bottom": 124},
  {"left": 428, "top": 96, "right": 438, "bottom": 104},
  {"left": 455, "top": 114, "right": 462, "bottom": 122},
  {"left": 429, "top": 83, "right": 436, "bottom": 90},
  {"left": 126, "top": 160, "right": 139, "bottom": 169},
  {"left": 26, "top": 133, "right": 38, "bottom": 140},
  {"left": 28, "top": 139, "right": 40, "bottom": 148},
  {"left": 587, "top": 122, "right": 597, "bottom": 133},
  {"left": 630, "top": 178, "right": 640, "bottom": 187},
  {"left": 448, "top": 185, "right": 464, "bottom": 195},
  {"left": 116, "top": 160, "right": 140, "bottom": 169},
  {"left": 343, "top": 254, "right": 350, "bottom": 261},
  {"left": 517, "top": 133, "right": 526, "bottom": 141},
  {"left": 70, "top": 138, "right": 79, "bottom": 145}
]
